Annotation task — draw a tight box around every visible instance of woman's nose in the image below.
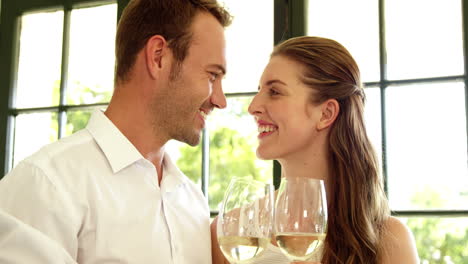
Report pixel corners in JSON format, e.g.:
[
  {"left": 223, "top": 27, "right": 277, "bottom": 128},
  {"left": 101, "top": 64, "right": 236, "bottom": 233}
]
[{"left": 248, "top": 93, "right": 263, "bottom": 116}]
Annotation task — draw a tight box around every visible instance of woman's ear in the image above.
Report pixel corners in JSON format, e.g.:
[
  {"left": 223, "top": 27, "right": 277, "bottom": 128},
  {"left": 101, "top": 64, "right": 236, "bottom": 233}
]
[
  {"left": 317, "top": 99, "right": 339, "bottom": 130},
  {"left": 145, "top": 35, "right": 168, "bottom": 79}
]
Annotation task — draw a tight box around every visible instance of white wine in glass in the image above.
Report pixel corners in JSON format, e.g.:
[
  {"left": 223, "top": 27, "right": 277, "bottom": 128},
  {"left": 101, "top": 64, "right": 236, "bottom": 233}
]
[
  {"left": 274, "top": 177, "right": 328, "bottom": 262},
  {"left": 217, "top": 178, "right": 274, "bottom": 264}
]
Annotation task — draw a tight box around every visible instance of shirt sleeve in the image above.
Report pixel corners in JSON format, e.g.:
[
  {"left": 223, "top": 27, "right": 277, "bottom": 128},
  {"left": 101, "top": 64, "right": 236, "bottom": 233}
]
[
  {"left": 0, "top": 209, "right": 77, "bottom": 264},
  {"left": 0, "top": 161, "right": 80, "bottom": 260}
]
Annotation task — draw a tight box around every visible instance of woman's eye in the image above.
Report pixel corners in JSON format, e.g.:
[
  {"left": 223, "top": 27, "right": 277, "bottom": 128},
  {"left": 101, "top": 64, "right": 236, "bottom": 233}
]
[{"left": 269, "top": 88, "right": 279, "bottom": 95}]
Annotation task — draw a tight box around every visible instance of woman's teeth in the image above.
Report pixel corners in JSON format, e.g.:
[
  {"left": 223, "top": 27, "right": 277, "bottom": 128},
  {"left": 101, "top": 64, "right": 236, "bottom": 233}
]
[{"left": 258, "top": 125, "right": 277, "bottom": 133}]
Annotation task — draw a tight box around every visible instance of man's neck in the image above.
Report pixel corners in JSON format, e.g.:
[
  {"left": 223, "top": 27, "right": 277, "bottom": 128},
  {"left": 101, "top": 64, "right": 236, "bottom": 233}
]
[{"left": 105, "top": 85, "right": 167, "bottom": 185}]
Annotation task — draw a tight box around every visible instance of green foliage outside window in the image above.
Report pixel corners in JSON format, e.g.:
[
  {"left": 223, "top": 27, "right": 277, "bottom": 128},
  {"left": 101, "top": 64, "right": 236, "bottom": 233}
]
[
  {"left": 405, "top": 188, "right": 468, "bottom": 263},
  {"left": 177, "top": 126, "right": 269, "bottom": 210},
  {"left": 51, "top": 80, "right": 111, "bottom": 138}
]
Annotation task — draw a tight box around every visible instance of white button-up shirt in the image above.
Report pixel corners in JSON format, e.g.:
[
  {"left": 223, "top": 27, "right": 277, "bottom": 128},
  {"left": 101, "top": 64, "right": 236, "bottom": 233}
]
[{"left": 0, "top": 110, "right": 212, "bottom": 264}]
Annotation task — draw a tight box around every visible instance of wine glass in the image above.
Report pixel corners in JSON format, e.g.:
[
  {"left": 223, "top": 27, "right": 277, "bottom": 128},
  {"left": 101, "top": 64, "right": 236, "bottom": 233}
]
[
  {"left": 217, "top": 178, "right": 275, "bottom": 264},
  {"left": 274, "top": 177, "right": 328, "bottom": 262}
]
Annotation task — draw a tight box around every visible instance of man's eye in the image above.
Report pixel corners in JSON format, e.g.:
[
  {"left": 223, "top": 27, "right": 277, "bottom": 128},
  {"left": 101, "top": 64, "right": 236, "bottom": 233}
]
[{"left": 209, "top": 72, "right": 219, "bottom": 81}]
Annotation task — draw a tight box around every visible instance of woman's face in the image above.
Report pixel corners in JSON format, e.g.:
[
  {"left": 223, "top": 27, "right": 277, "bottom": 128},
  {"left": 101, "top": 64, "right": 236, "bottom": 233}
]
[{"left": 248, "top": 55, "right": 324, "bottom": 160}]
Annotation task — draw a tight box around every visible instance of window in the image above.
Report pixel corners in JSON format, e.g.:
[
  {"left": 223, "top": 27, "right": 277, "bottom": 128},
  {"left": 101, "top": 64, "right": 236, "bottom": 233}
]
[
  {"left": 308, "top": 0, "right": 468, "bottom": 262},
  {"left": 10, "top": 3, "right": 116, "bottom": 166},
  {"left": 1, "top": 1, "right": 467, "bottom": 262}
]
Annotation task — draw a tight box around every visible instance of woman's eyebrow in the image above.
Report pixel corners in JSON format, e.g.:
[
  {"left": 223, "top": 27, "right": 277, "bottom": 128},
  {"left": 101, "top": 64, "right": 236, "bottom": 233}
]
[
  {"left": 258, "top": 79, "right": 287, "bottom": 91},
  {"left": 265, "top": 79, "right": 287, "bottom": 86}
]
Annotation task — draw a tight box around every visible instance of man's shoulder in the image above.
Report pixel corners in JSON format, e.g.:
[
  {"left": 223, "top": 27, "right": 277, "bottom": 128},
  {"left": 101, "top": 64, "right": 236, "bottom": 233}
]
[
  {"left": 9, "top": 128, "right": 105, "bottom": 186},
  {"left": 2, "top": 128, "right": 106, "bottom": 198},
  {"left": 26, "top": 128, "right": 97, "bottom": 166}
]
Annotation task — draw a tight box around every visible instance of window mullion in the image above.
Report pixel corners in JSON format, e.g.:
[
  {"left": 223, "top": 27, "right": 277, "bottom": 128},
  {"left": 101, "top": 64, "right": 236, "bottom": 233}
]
[
  {"left": 274, "top": 0, "right": 288, "bottom": 45},
  {"left": 117, "top": 0, "right": 129, "bottom": 21},
  {"left": 0, "top": 1, "right": 20, "bottom": 176},
  {"left": 379, "top": 0, "right": 389, "bottom": 196},
  {"left": 201, "top": 128, "right": 210, "bottom": 199},
  {"left": 392, "top": 210, "right": 468, "bottom": 217},
  {"left": 273, "top": 0, "right": 288, "bottom": 190},
  {"left": 57, "top": 6, "right": 71, "bottom": 139},
  {"left": 462, "top": 0, "right": 468, "bottom": 163},
  {"left": 288, "top": 0, "right": 308, "bottom": 38}
]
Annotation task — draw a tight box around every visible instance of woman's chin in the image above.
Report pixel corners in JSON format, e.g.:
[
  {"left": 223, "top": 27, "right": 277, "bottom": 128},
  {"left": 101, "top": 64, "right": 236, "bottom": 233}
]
[{"left": 256, "top": 148, "right": 276, "bottom": 161}]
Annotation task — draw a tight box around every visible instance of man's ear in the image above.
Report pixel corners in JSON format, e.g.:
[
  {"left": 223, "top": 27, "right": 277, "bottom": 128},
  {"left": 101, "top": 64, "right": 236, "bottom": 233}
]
[
  {"left": 317, "top": 99, "right": 339, "bottom": 130},
  {"left": 145, "top": 35, "right": 168, "bottom": 79}
]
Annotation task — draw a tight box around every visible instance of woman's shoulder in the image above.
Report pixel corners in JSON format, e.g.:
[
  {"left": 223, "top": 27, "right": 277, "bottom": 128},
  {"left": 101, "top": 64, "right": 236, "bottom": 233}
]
[
  {"left": 379, "top": 216, "right": 419, "bottom": 264},
  {"left": 383, "top": 216, "right": 413, "bottom": 237}
]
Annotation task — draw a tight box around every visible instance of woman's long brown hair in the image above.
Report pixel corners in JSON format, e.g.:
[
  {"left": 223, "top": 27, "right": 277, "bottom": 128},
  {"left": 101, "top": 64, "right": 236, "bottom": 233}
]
[{"left": 272, "top": 36, "right": 390, "bottom": 263}]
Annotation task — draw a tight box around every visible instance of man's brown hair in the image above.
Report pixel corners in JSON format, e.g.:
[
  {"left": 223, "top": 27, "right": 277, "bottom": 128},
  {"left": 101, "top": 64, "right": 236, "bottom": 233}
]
[{"left": 115, "top": 0, "right": 232, "bottom": 84}]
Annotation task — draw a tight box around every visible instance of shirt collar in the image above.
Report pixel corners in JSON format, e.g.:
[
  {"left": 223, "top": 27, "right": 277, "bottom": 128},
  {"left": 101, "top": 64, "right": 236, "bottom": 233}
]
[{"left": 86, "top": 110, "right": 144, "bottom": 173}]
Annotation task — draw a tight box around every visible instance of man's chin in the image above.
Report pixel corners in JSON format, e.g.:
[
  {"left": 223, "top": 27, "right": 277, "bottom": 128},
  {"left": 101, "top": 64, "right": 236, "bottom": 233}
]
[
  {"left": 176, "top": 133, "right": 201, "bottom": 147},
  {"left": 185, "top": 139, "right": 200, "bottom": 147}
]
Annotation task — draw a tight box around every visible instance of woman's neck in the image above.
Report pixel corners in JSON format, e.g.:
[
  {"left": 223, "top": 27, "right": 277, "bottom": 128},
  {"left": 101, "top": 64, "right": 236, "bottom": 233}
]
[
  {"left": 279, "top": 155, "right": 329, "bottom": 180},
  {"left": 277, "top": 141, "right": 331, "bottom": 195}
]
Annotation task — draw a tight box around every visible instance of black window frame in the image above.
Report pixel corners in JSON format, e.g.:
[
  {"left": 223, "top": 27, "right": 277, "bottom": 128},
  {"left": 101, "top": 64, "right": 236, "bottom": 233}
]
[{"left": 0, "top": 0, "right": 467, "bottom": 220}]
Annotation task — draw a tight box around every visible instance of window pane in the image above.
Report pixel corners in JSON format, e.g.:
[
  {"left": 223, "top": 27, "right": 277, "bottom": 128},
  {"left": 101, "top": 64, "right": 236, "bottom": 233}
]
[
  {"left": 13, "top": 112, "right": 57, "bottom": 166},
  {"left": 386, "top": 82, "right": 468, "bottom": 210},
  {"left": 400, "top": 217, "right": 468, "bottom": 263},
  {"left": 363, "top": 87, "right": 382, "bottom": 163},
  {"left": 308, "top": 0, "right": 380, "bottom": 82},
  {"left": 15, "top": 11, "right": 64, "bottom": 108},
  {"left": 208, "top": 96, "right": 273, "bottom": 211},
  {"left": 170, "top": 140, "right": 202, "bottom": 189},
  {"left": 220, "top": 0, "right": 273, "bottom": 93},
  {"left": 67, "top": 4, "right": 116, "bottom": 105},
  {"left": 65, "top": 109, "right": 98, "bottom": 137},
  {"left": 386, "top": 0, "right": 463, "bottom": 80}
]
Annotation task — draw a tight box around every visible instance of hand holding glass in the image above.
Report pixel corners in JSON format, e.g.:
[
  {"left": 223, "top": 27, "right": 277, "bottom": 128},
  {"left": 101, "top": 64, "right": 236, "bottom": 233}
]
[
  {"left": 274, "top": 177, "right": 328, "bottom": 262},
  {"left": 217, "top": 178, "right": 275, "bottom": 263}
]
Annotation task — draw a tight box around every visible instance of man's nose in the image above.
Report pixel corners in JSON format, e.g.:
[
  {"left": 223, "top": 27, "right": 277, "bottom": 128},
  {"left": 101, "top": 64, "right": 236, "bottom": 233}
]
[{"left": 211, "top": 82, "right": 227, "bottom": 109}]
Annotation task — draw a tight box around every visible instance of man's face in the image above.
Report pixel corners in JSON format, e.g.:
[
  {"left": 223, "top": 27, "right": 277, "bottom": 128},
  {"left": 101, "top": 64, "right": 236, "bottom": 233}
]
[{"left": 153, "top": 11, "right": 227, "bottom": 146}]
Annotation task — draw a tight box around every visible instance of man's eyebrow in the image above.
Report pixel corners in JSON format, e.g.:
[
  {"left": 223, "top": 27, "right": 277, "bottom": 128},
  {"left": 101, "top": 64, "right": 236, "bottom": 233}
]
[{"left": 208, "top": 64, "right": 226, "bottom": 75}]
